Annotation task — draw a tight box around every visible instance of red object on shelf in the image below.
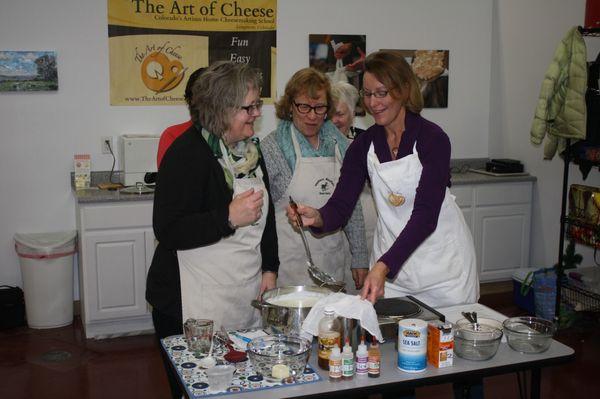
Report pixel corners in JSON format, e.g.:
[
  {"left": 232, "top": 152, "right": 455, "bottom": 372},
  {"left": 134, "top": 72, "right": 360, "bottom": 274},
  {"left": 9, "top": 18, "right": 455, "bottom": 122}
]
[{"left": 586, "top": 0, "right": 600, "bottom": 28}]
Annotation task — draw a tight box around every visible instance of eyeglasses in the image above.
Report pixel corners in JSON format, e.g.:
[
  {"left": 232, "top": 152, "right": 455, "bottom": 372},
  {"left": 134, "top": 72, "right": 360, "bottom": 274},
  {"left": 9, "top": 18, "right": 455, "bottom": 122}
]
[
  {"left": 360, "top": 89, "right": 390, "bottom": 99},
  {"left": 293, "top": 101, "right": 329, "bottom": 115},
  {"left": 240, "top": 99, "right": 263, "bottom": 115}
]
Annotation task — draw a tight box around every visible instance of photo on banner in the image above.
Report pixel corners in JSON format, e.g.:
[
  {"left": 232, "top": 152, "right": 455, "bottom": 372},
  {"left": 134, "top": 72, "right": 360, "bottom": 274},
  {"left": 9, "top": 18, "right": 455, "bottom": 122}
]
[
  {"left": 309, "top": 34, "right": 366, "bottom": 116},
  {"left": 107, "top": 0, "right": 277, "bottom": 106},
  {"left": 0, "top": 51, "right": 58, "bottom": 92},
  {"left": 383, "top": 49, "right": 449, "bottom": 108}
]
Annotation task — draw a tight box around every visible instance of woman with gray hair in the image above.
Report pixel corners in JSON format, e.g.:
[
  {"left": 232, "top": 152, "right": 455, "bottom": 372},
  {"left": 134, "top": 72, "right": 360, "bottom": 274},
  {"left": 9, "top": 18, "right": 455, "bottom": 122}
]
[
  {"left": 146, "top": 61, "right": 279, "bottom": 399},
  {"left": 331, "top": 81, "right": 366, "bottom": 139}
]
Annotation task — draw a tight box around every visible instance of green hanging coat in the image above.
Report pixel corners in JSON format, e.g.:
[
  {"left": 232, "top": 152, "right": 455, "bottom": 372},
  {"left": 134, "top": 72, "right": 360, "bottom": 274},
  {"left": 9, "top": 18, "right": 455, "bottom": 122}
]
[{"left": 530, "top": 26, "right": 587, "bottom": 159}]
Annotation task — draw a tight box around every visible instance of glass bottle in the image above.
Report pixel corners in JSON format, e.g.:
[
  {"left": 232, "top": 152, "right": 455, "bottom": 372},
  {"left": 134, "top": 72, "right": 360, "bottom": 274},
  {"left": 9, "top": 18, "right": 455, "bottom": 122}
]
[
  {"left": 355, "top": 335, "right": 368, "bottom": 376},
  {"left": 328, "top": 344, "right": 342, "bottom": 381},
  {"left": 367, "top": 337, "right": 381, "bottom": 378},
  {"left": 318, "top": 306, "right": 342, "bottom": 370},
  {"left": 342, "top": 337, "right": 355, "bottom": 380}
]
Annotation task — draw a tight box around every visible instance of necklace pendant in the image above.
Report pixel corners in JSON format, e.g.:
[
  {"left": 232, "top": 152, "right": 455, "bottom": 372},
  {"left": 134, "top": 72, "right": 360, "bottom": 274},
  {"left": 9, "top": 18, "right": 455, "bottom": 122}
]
[{"left": 388, "top": 192, "right": 405, "bottom": 206}]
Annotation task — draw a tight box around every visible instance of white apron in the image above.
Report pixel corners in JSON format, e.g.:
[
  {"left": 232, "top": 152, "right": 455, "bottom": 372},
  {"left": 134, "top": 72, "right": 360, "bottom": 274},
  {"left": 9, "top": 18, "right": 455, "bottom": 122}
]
[
  {"left": 359, "top": 178, "right": 378, "bottom": 260},
  {"left": 367, "top": 142, "right": 479, "bottom": 307},
  {"left": 342, "top": 138, "right": 379, "bottom": 293},
  {"left": 177, "top": 140, "right": 268, "bottom": 330},
  {"left": 275, "top": 126, "right": 348, "bottom": 287}
]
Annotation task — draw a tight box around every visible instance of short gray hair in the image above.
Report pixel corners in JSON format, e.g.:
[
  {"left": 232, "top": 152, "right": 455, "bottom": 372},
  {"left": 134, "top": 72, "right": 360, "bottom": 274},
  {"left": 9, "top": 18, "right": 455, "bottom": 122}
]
[
  {"left": 190, "top": 61, "right": 262, "bottom": 137},
  {"left": 331, "top": 81, "right": 359, "bottom": 116}
]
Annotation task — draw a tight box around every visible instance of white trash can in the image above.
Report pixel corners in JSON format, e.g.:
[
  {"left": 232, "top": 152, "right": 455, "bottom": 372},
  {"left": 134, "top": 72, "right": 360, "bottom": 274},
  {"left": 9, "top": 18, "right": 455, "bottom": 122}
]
[{"left": 14, "top": 231, "right": 77, "bottom": 329}]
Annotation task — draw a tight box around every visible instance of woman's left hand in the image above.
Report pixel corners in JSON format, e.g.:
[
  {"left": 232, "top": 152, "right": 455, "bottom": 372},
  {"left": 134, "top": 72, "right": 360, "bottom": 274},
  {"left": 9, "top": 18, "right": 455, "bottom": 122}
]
[
  {"left": 360, "top": 262, "right": 389, "bottom": 303},
  {"left": 258, "top": 271, "right": 277, "bottom": 297},
  {"left": 351, "top": 268, "right": 369, "bottom": 289}
]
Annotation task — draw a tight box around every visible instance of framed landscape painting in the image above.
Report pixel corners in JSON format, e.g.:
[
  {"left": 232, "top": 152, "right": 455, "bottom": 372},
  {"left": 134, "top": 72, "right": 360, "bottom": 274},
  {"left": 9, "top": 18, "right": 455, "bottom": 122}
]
[{"left": 0, "top": 51, "right": 58, "bottom": 92}]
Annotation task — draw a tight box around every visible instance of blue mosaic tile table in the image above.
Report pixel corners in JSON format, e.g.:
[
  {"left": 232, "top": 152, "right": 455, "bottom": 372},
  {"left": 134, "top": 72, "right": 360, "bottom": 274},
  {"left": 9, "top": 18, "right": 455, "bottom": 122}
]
[{"left": 161, "top": 334, "right": 321, "bottom": 398}]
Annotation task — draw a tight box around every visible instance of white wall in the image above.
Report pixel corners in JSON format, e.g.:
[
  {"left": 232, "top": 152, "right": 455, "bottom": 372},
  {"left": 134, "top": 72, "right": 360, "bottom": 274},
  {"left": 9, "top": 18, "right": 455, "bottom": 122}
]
[
  {"left": 490, "top": 0, "right": 600, "bottom": 267},
  {"left": 0, "top": 0, "right": 595, "bottom": 292}
]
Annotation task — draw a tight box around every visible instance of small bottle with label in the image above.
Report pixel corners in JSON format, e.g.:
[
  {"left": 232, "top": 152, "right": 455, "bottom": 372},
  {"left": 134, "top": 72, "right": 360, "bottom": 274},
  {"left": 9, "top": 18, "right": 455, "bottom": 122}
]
[
  {"left": 318, "top": 306, "right": 342, "bottom": 370},
  {"left": 367, "top": 337, "right": 381, "bottom": 378},
  {"left": 328, "top": 344, "right": 342, "bottom": 381},
  {"left": 355, "top": 335, "right": 368, "bottom": 376},
  {"left": 342, "top": 337, "right": 355, "bottom": 380}
]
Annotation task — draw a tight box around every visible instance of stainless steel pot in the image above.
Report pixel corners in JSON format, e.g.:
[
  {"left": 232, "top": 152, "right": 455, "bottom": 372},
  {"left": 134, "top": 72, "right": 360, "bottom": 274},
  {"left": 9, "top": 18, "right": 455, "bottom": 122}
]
[{"left": 251, "top": 285, "right": 333, "bottom": 336}]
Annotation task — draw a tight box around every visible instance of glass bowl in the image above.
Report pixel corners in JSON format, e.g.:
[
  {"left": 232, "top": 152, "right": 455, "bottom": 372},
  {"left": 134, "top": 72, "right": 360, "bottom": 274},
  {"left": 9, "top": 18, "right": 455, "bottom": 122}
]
[
  {"left": 205, "top": 365, "right": 235, "bottom": 392},
  {"left": 454, "top": 318, "right": 503, "bottom": 361},
  {"left": 246, "top": 334, "right": 311, "bottom": 380},
  {"left": 502, "top": 316, "right": 556, "bottom": 353}
]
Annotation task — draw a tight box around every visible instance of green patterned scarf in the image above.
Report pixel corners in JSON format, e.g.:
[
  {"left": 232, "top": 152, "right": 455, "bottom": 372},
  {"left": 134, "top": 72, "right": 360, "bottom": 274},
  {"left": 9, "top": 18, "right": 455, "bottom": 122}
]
[{"left": 201, "top": 128, "right": 260, "bottom": 189}]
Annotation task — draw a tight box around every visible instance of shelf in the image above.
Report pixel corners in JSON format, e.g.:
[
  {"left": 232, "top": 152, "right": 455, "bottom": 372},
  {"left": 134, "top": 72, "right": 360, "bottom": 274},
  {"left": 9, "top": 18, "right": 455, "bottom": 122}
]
[
  {"left": 564, "top": 217, "right": 600, "bottom": 249},
  {"left": 561, "top": 280, "right": 600, "bottom": 312}
]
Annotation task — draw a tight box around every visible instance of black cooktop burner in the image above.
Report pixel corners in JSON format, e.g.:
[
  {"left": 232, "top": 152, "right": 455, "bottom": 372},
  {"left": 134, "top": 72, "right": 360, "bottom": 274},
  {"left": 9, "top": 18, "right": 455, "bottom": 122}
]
[{"left": 374, "top": 297, "right": 422, "bottom": 318}]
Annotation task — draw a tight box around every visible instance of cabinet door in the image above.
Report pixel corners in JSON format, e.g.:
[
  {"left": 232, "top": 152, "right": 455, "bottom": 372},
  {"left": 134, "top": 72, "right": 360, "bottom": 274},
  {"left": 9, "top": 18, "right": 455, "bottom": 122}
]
[
  {"left": 144, "top": 229, "right": 157, "bottom": 277},
  {"left": 82, "top": 229, "right": 148, "bottom": 322},
  {"left": 450, "top": 186, "right": 474, "bottom": 233},
  {"left": 474, "top": 204, "right": 531, "bottom": 281},
  {"left": 460, "top": 207, "right": 473, "bottom": 234}
]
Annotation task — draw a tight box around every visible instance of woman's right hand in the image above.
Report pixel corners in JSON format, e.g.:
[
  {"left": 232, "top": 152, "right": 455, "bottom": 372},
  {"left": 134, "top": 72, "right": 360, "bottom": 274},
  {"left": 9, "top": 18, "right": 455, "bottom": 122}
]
[
  {"left": 286, "top": 203, "right": 323, "bottom": 229},
  {"left": 228, "top": 188, "right": 263, "bottom": 228}
]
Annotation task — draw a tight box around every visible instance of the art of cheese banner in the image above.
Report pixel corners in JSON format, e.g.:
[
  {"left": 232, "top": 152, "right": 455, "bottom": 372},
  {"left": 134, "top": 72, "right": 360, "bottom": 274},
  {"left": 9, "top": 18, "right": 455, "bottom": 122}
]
[{"left": 107, "top": 0, "right": 277, "bottom": 106}]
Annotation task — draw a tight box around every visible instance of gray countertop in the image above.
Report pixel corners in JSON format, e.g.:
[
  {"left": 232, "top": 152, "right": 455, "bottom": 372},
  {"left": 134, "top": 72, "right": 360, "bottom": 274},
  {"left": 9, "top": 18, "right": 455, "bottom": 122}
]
[
  {"left": 73, "top": 170, "right": 537, "bottom": 204},
  {"left": 451, "top": 170, "right": 536, "bottom": 186},
  {"left": 74, "top": 187, "right": 154, "bottom": 203}
]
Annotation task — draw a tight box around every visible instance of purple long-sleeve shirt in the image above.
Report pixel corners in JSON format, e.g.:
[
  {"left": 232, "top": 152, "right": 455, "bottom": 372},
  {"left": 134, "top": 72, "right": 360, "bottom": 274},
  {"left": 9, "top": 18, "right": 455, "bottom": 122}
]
[{"left": 317, "top": 111, "right": 451, "bottom": 278}]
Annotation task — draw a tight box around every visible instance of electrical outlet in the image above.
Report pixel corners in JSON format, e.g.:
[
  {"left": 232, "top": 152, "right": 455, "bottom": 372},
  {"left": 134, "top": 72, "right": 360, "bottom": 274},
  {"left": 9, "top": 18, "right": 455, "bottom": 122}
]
[{"left": 101, "top": 136, "right": 113, "bottom": 154}]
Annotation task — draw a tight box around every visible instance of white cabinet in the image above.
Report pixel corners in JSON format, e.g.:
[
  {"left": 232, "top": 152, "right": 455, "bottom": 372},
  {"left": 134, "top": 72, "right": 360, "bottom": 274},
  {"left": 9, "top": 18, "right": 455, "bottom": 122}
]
[
  {"left": 451, "top": 181, "right": 533, "bottom": 282},
  {"left": 76, "top": 200, "right": 155, "bottom": 338}
]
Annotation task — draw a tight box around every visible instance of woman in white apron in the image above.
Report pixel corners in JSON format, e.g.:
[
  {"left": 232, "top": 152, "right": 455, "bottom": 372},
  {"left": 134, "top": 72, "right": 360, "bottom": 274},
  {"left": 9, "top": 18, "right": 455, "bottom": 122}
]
[
  {"left": 287, "top": 51, "right": 479, "bottom": 308},
  {"left": 146, "top": 62, "right": 279, "bottom": 399},
  {"left": 261, "top": 68, "right": 369, "bottom": 291}
]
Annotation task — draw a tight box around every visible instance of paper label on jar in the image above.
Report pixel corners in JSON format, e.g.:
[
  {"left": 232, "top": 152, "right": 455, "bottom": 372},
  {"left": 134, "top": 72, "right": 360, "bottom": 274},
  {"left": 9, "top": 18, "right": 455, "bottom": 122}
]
[{"left": 318, "top": 332, "right": 340, "bottom": 360}]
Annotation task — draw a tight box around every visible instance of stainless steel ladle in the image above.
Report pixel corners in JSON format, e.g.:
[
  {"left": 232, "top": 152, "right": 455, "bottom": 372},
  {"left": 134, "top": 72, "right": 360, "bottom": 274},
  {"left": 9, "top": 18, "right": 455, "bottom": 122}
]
[{"left": 289, "top": 196, "right": 345, "bottom": 291}]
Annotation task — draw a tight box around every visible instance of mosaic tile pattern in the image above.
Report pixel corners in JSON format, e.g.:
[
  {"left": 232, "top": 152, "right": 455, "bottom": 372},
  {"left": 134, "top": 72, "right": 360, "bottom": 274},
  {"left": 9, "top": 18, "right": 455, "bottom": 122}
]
[{"left": 161, "top": 334, "right": 321, "bottom": 398}]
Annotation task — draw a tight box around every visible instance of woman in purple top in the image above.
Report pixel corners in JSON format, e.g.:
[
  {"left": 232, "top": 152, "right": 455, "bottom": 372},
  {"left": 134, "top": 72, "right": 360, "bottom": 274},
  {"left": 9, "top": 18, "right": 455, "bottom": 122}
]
[{"left": 288, "top": 51, "right": 479, "bottom": 307}]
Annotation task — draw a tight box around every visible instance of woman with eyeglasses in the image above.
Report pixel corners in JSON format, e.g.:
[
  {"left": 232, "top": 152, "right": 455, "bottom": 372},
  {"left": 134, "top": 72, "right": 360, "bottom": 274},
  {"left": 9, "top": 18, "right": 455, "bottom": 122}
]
[
  {"left": 146, "top": 61, "right": 278, "bottom": 399},
  {"left": 261, "top": 68, "right": 369, "bottom": 291},
  {"left": 287, "top": 51, "right": 479, "bottom": 308}
]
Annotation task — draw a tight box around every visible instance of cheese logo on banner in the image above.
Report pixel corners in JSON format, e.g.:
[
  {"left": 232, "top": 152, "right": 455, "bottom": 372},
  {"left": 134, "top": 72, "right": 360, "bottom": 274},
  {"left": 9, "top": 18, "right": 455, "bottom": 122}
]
[
  {"left": 140, "top": 47, "right": 186, "bottom": 93},
  {"left": 107, "top": 0, "right": 277, "bottom": 106}
]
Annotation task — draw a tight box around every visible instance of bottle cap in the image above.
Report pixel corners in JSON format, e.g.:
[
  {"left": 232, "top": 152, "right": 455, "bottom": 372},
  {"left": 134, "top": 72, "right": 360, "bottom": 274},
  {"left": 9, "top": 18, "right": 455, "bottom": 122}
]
[
  {"left": 323, "top": 306, "right": 335, "bottom": 315},
  {"left": 343, "top": 337, "right": 352, "bottom": 353},
  {"left": 331, "top": 345, "right": 341, "bottom": 356}
]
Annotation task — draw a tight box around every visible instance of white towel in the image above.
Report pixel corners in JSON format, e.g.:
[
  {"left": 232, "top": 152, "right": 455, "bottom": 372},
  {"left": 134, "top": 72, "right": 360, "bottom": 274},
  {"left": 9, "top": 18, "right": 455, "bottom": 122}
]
[{"left": 301, "top": 293, "right": 383, "bottom": 342}]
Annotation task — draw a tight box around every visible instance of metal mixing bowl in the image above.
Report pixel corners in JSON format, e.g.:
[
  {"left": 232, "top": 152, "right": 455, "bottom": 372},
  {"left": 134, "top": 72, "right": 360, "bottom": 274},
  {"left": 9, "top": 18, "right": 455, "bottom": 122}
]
[
  {"left": 246, "top": 334, "right": 311, "bottom": 380},
  {"left": 251, "top": 285, "right": 333, "bottom": 336},
  {"left": 454, "top": 318, "right": 503, "bottom": 361},
  {"left": 502, "top": 316, "right": 556, "bottom": 353}
]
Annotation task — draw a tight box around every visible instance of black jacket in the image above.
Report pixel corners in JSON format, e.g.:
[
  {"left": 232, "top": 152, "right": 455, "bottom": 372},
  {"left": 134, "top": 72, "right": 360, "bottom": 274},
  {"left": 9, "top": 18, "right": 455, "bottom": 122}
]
[{"left": 146, "top": 125, "right": 279, "bottom": 318}]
